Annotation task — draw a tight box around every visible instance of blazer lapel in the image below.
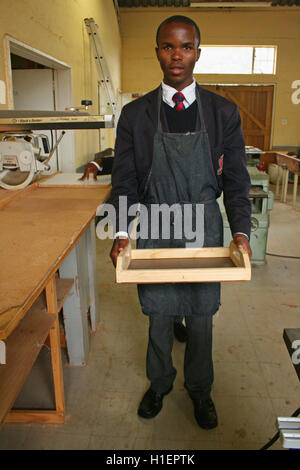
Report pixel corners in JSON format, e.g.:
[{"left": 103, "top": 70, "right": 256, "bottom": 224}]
[
  {"left": 196, "top": 83, "right": 211, "bottom": 134},
  {"left": 145, "top": 86, "right": 160, "bottom": 130}
]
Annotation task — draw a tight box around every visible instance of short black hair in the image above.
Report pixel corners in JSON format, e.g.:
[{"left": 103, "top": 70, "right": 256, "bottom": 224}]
[{"left": 156, "top": 15, "right": 201, "bottom": 48}]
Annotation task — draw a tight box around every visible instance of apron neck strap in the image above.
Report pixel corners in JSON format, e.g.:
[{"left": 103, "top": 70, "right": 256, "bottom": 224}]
[
  {"left": 157, "top": 86, "right": 163, "bottom": 132},
  {"left": 195, "top": 86, "right": 207, "bottom": 132},
  {"left": 157, "top": 84, "right": 207, "bottom": 132}
]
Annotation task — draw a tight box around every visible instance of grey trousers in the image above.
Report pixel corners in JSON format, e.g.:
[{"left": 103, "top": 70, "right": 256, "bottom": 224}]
[{"left": 146, "top": 314, "right": 213, "bottom": 399}]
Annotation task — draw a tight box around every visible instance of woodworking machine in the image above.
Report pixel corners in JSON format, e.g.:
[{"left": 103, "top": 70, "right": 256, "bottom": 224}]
[
  {"left": 0, "top": 131, "right": 64, "bottom": 190},
  {"left": 0, "top": 109, "right": 114, "bottom": 190},
  {"left": 218, "top": 166, "right": 274, "bottom": 265}
]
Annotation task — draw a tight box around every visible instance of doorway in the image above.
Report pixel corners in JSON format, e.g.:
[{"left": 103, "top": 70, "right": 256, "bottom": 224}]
[{"left": 4, "top": 35, "right": 75, "bottom": 172}]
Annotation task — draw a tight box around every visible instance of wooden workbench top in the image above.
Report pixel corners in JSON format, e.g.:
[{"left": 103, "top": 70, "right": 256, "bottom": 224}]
[{"left": 0, "top": 185, "right": 111, "bottom": 339}]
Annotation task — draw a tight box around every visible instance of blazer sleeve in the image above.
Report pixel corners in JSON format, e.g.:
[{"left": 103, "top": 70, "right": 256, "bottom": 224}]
[
  {"left": 110, "top": 106, "right": 139, "bottom": 235},
  {"left": 222, "top": 104, "right": 252, "bottom": 239}
]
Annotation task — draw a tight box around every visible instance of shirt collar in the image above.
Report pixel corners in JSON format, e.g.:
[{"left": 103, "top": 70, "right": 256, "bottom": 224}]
[{"left": 161, "top": 78, "right": 196, "bottom": 108}]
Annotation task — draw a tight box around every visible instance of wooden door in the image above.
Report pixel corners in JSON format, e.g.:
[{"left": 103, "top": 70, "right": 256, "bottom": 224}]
[{"left": 200, "top": 85, "right": 274, "bottom": 150}]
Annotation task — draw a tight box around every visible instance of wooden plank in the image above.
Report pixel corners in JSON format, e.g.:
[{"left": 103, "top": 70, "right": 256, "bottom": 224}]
[
  {"left": 117, "top": 266, "right": 250, "bottom": 284},
  {"left": 131, "top": 246, "right": 231, "bottom": 260},
  {"left": 0, "top": 298, "right": 56, "bottom": 423},
  {"left": 116, "top": 242, "right": 251, "bottom": 284},
  {"left": 5, "top": 410, "right": 64, "bottom": 424},
  {"left": 45, "top": 277, "right": 65, "bottom": 418},
  {"left": 0, "top": 186, "right": 111, "bottom": 339}
]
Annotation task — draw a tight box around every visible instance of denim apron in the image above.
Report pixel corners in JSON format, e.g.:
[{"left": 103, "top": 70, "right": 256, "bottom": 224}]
[{"left": 137, "top": 86, "right": 223, "bottom": 317}]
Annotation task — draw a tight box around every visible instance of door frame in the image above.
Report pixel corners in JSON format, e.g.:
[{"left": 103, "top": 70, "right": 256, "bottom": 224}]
[{"left": 4, "top": 35, "right": 75, "bottom": 172}]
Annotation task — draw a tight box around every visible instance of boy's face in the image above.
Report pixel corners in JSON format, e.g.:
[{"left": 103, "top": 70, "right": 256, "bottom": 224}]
[{"left": 156, "top": 22, "right": 200, "bottom": 91}]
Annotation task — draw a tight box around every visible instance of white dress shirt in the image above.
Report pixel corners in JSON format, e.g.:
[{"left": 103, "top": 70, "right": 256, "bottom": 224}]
[{"left": 161, "top": 79, "right": 196, "bottom": 109}]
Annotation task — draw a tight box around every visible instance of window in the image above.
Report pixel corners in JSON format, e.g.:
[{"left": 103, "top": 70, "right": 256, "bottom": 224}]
[
  {"left": 253, "top": 47, "right": 276, "bottom": 74},
  {"left": 194, "top": 46, "right": 276, "bottom": 75}
]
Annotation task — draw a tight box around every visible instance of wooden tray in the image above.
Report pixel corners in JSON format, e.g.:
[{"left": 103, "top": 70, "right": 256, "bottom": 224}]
[{"left": 116, "top": 241, "right": 251, "bottom": 284}]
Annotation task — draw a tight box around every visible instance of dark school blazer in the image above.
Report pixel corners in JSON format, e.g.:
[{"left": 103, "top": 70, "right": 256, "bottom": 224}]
[{"left": 110, "top": 83, "right": 252, "bottom": 238}]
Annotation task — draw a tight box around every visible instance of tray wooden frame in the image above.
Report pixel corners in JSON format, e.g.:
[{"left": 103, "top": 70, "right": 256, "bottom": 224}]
[{"left": 116, "top": 241, "right": 251, "bottom": 284}]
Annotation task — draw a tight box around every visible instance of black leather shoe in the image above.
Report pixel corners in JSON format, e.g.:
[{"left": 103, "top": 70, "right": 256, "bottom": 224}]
[
  {"left": 174, "top": 321, "right": 187, "bottom": 343},
  {"left": 192, "top": 396, "right": 218, "bottom": 429},
  {"left": 138, "top": 386, "right": 173, "bottom": 419}
]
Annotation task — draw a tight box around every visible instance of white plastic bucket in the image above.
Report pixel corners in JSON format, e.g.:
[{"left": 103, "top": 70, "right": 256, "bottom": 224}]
[{"left": 268, "top": 163, "right": 282, "bottom": 184}]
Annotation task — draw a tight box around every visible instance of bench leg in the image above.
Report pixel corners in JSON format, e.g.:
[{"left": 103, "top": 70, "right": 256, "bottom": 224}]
[
  {"left": 46, "top": 277, "right": 65, "bottom": 418},
  {"left": 275, "top": 165, "right": 281, "bottom": 198},
  {"left": 293, "top": 173, "right": 298, "bottom": 208}
]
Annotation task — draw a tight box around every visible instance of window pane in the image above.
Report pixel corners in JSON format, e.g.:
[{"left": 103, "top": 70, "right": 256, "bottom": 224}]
[
  {"left": 194, "top": 47, "right": 253, "bottom": 74},
  {"left": 253, "top": 47, "right": 275, "bottom": 74}
]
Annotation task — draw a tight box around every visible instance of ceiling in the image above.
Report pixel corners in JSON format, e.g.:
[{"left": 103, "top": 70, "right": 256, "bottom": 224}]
[{"left": 117, "top": 0, "right": 300, "bottom": 7}]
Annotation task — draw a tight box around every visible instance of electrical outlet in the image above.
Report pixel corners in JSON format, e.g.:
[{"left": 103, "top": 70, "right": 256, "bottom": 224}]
[{"left": 282, "top": 119, "right": 288, "bottom": 126}]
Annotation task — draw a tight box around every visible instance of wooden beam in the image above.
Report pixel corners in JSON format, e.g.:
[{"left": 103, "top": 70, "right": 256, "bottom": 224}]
[
  {"left": 5, "top": 410, "right": 64, "bottom": 424},
  {"left": 45, "top": 277, "right": 65, "bottom": 418}
]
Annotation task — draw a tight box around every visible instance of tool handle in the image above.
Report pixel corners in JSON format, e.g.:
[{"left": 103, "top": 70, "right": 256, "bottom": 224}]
[{"left": 43, "top": 131, "right": 65, "bottom": 165}]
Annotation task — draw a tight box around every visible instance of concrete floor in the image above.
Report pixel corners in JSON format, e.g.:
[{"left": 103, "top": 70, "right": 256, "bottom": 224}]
[{"left": 0, "top": 182, "right": 299, "bottom": 450}]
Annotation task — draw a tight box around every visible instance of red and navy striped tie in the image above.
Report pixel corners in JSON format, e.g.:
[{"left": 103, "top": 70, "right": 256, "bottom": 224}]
[{"left": 172, "top": 92, "right": 185, "bottom": 111}]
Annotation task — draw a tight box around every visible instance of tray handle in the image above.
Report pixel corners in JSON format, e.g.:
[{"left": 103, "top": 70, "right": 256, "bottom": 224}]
[
  {"left": 116, "top": 242, "right": 132, "bottom": 274},
  {"left": 229, "top": 240, "right": 251, "bottom": 270}
]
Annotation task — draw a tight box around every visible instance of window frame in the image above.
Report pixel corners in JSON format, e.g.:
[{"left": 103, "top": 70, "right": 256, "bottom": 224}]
[{"left": 194, "top": 45, "right": 277, "bottom": 75}]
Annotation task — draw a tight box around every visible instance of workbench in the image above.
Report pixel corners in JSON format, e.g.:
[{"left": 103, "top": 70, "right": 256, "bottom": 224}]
[
  {"left": 257, "top": 151, "right": 300, "bottom": 208},
  {"left": 275, "top": 153, "right": 300, "bottom": 208},
  {"left": 0, "top": 178, "right": 110, "bottom": 424}
]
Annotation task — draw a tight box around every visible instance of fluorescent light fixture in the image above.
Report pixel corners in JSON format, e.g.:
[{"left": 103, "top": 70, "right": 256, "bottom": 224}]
[{"left": 190, "top": 2, "right": 272, "bottom": 7}]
